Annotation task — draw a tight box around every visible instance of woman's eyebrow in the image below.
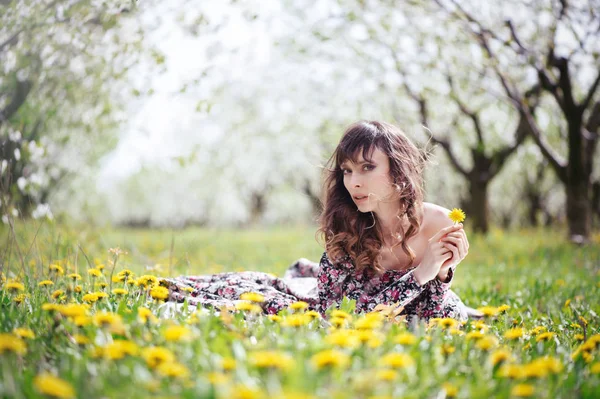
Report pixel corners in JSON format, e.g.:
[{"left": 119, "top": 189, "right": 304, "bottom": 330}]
[{"left": 341, "top": 160, "right": 373, "bottom": 167}]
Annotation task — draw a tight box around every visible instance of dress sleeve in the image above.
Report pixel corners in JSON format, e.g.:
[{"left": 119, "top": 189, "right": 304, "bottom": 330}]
[
  {"left": 363, "top": 268, "right": 426, "bottom": 312},
  {"left": 429, "top": 263, "right": 458, "bottom": 298},
  {"left": 314, "top": 251, "right": 353, "bottom": 316}
]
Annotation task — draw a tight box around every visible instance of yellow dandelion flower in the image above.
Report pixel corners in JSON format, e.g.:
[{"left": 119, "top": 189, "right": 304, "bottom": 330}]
[
  {"left": 149, "top": 286, "right": 169, "bottom": 301},
  {"left": 138, "top": 307, "right": 158, "bottom": 323},
  {"left": 164, "top": 325, "right": 192, "bottom": 342},
  {"left": 0, "top": 333, "right": 27, "bottom": 355},
  {"left": 96, "top": 282, "right": 108, "bottom": 289},
  {"left": 87, "top": 269, "right": 102, "bottom": 278},
  {"left": 73, "top": 316, "right": 91, "bottom": 327},
  {"left": 94, "top": 292, "right": 108, "bottom": 299},
  {"left": 354, "top": 314, "right": 383, "bottom": 330},
  {"left": 489, "top": 349, "right": 513, "bottom": 366},
  {"left": 579, "top": 316, "right": 588, "bottom": 326},
  {"left": 249, "top": 350, "right": 295, "bottom": 371},
  {"left": 112, "top": 288, "right": 128, "bottom": 296},
  {"left": 574, "top": 334, "right": 585, "bottom": 341},
  {"left": 330, "top": 310, "right": 352, "bottom": 320},
  {"left": 51, "top": 290, "right": 65, "bottom": 299},
  {"left": 93, "top": 312, "right": 123, "bottom": 329},
  {"left": 441, "top": 344, "right": 455, "bottom": 356},
  {"left": 529, "top": 326, "right": 547, "bottom": 336},
  {"left": 204, "top": 371, "right": 228, "bottom": 384},
  {"left": 235, "top": 301, "right": 262, "bottom": 313},
  {"left": 58, "top": 304, "right": 89, "bottom": 318},
  {"left": 511, "top": 384, "right": 535, "bottom": 397},
  {"left": 476, "top": 336, "right": 499, "bottom": 351},
  {"left": 449, "top": 328, "right": 464, "bottom": 336},
  {"left": 67, "top": 273, "right": 81, "bottom": 281},
  {"left": 82, "top": 293, "right": 98, "bottom": 303},
  {"left": 448, "top": 208, "right": 466, "bottom": 224},
  {"left": 42, "top": 303, "right": 61, "bottom": 312},
  {"left": 6, "top": 281, "right": 25, "bottom": 292},
  {"left": 73, "top": 285, "right": 82, "bottom": 293},
  {"left": 221, "top": 357, "right": 237, "bottom": 371},
  {"left": 476, "top": 306, "right": 499, "bottom": 317},
  {"left": 438, "top": 318, "right": 459, "bottom": 329},
  {"left": 590, "top": 362, "right": 600, "bottom": 374},
  {"left": 72, "top": 334, "right": 90, "bottom": 345},
  {"left": 34, "top": 373, "right": 75, "bottom": 399},
  {"left": 442, "top": 382, "right": 459, "bottom": 397},
  {"left": 375, "top": 369, "right": 398, "bottom": 381},
  {"left": 497, "top": 304, "right": 510, "bottom": 313},
  {"left": 104, "top": 340, "right": 139, "bottom": 360},
  {"left": 394, "top": 332, "right": 417, "bottom": 346},
  {"left": 311, "top": 349, "right": 350, "bottom": 369},
  {"left": 49, "top": 264, "right": 64, "bottom": 275},
  {"left": 466, "top": 331, "right": 485, "bottom": 341},
  {"left": 325, "top": 330, "right": 360, "bottom": 348},
  {"left": 535, "top": 332, "right": 556, "bottom": 342},
  {"left": 281, "top": 314, "right": 311, "bottom": 327},
  {"left": 13, "top": 328, "right": 35, "bottom": 339},
  {"left": 503, "top": 328, "right": 525, "bottom": 340},
  {"left": 564, "top": 299, "right": 571, "bottom": 307},
  {"left": 38, "top": 280, "right": 54, "bottom": 287},
  {"left": 13, "top": 293, "right": 28, "bottom": 304},
  {"left": 497, "top": 364, "right": 525, "bottom": 379},
  {"left": 240, "top": 292, "right": 265, "bottom": 303},
  {"left": 289, "top": 301, "right": 309, "bottom": 311},
  {"left": 267, "top": 314, "right": 282, "bottom": 322},
  {"left": 304, "top": 311, "right": 321, "bottom": 320},
  {"left": 112, "top": 275, "right": 125, "bottom": 283},
  {"left": 142, "top": 346, "right": 176, "bottom": 368},
  {"left": 136, "top": 275, "right": 158, "bottom": 288},
  {"left": 379, "top": 352, "right": 415, "bottom": 369},
  {"left": 330, "top": 316, "right": 349, "bottom": 328}
]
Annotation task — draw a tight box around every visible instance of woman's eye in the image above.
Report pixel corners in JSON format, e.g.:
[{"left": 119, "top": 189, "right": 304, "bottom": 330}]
[
  {"left": 363, "top": 164, "right": 374, "bottom": 171},
  {"left": 342, "top": 169, "right": 351, "bottom": 175}
]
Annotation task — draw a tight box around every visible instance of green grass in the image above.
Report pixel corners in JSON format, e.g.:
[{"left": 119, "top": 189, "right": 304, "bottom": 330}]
[{"left": 0, "top": 221, "right": 599, "bottom": 398}]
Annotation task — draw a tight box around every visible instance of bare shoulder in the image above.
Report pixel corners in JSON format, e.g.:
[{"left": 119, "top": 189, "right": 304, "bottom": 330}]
[{"left": 421, "top": 202, "right": 454, "bottom": 239}]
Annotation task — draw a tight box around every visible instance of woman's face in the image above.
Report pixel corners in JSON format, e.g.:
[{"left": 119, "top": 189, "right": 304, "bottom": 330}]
[{"left": 340, "top": 147, "right": 398, "bottom": 214}]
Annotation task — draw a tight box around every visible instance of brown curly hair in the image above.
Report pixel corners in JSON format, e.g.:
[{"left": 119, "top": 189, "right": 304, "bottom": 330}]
[{"left": 316, "top": 120, "right": 430, "bottom": 275}]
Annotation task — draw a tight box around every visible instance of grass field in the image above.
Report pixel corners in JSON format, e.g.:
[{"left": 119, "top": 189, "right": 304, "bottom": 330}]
[{"left": 0, "top": 221, "right": 599, "bottom": 398}]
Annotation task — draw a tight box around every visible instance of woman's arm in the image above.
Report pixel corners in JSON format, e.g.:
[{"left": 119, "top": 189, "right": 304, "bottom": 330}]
[{"left": 364, "top": 269, "right": 426, "bottom": 312}]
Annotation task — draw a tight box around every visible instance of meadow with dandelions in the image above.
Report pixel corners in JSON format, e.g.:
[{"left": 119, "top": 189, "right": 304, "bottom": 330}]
[{"left": 1, "top": 222, "right": 599, "bottom": 399}]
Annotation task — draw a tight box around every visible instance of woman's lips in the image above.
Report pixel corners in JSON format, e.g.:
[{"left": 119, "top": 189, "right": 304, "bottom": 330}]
[{"left": 354, "top": 196, "right": 368, "bottom": 203}]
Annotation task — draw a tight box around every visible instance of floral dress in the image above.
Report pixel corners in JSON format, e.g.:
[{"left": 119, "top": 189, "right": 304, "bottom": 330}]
[{"left": 164, "top": 251, "right": 470, "bottom": 322}]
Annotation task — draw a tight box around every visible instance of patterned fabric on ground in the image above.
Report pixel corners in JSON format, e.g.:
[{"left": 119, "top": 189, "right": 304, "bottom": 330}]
[{"left": 164, "top": 251, "right": 470, "bottom": 322}]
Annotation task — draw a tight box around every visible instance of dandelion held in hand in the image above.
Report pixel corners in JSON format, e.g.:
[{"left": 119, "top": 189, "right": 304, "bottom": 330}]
[{"left": 448, "top": 208, "right": 466, "bottom": 224}]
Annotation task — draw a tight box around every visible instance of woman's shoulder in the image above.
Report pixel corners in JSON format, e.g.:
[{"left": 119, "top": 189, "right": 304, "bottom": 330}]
[{"left": 421, "top": 202, "right": 455, "bottom": 239}]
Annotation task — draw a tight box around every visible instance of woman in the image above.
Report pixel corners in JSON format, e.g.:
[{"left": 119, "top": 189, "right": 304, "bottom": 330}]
[{"left": 165, "top": 120, "right": 481, "bottom": 322}]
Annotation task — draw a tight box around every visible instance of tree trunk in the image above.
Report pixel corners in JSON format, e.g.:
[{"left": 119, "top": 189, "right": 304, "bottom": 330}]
[
  {"left": 566, "top": 176, "right": 591, "bottom": 243},
  {"left": 592, "top": 181, "right": 600, "bottom": 228},
  {"left": 467, "top": 176, "right": 489, "bottom": 233},
  {"left": 565, "top": 118, "right": 592, "bottom": 243}
]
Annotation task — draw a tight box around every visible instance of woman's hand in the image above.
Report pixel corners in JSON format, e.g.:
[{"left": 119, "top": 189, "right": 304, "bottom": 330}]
[
  {"left": 412, "top": 225, "right": 461, "bottom": 286},
  {"left": 438, "top": 224, "right": 469, "bottom": 281}
]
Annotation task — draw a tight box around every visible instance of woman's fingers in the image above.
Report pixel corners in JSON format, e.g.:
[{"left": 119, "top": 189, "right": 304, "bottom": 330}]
[
  {"left": 430, "top": 224, "right": 463, "bottom": 243},
  {"left": 443, "top": 242, "right": 459, "bottom": 261},
  {"left": 442, "top": 234, "right": 468, "bottom": 259}
]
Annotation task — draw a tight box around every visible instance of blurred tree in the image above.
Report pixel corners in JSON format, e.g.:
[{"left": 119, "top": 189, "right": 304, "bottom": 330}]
[
  {"left": 286, "top": 0, "right": 536, "bottom": 233},
  {"left": 0, "top": 0, "right": 146, "bottom": 221},
  {"left": 434, "top": 0, "right": 600, "bottom": 243},
  {"left": 401, "top": 77, "right": 539, "bottom": 233}
]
